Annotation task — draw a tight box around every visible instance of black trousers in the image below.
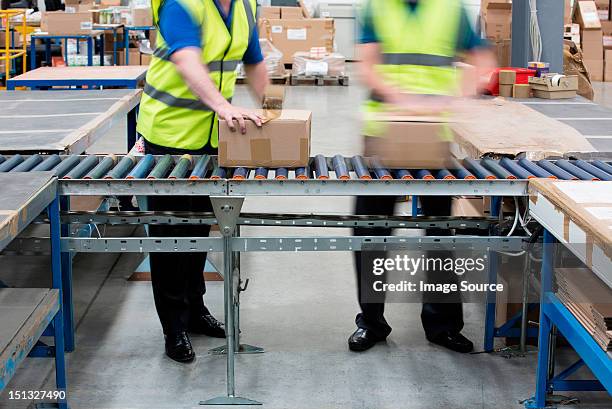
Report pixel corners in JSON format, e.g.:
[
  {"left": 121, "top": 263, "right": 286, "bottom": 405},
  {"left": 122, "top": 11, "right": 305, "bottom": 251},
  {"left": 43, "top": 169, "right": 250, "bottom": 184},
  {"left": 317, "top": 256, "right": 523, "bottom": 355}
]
[
  {"left": 144, "top": 139, "right": 217, "bottom": 335},
  {"left": 354, "top": 195, "right": 464, "bottom": 340}
]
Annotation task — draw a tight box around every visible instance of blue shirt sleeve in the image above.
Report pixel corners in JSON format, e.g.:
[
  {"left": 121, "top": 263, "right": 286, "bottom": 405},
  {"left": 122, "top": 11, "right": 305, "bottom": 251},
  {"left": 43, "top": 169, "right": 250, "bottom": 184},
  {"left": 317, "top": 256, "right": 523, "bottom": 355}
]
[
  {"left": 242, "top": 27, "right": 264, "bottom": 65},
  {"left": 358, "top": 0, "right": 378, "bottom": 44},
  {"left": 456, "top": 8, "right": 489, "bottom": 51},
  {"left": 158, "top": 0, "right": 202, "bottom": 55}
]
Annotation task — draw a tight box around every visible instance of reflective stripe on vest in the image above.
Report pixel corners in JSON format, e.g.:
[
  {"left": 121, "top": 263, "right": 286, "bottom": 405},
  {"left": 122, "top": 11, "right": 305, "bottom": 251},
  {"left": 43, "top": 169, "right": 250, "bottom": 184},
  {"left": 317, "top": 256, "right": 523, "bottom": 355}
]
[
  {"left": 381, "top": 53, "right": 455, "bottom": 67},
  {"left": 152, "top": 47, "right": 240, "bottom": 71},
  {"left": 143, "top": 82, "right": 232, "bottom": 110}
]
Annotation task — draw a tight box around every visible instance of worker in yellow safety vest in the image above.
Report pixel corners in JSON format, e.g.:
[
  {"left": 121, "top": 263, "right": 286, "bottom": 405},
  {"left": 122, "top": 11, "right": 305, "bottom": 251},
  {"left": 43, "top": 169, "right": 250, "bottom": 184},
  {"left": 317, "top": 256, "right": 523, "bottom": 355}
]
[
  {"left": 349, "top": 0, "right": 496, "bottom": 353},
  {"left": 136, "top": 0, "right": 269, "bottom": 363}
]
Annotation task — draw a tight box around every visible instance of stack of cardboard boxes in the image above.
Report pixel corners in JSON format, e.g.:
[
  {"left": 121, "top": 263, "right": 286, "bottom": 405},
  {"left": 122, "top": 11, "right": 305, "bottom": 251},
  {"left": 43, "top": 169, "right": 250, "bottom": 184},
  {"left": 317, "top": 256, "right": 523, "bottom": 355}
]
[
  {"left": 576, "top": 1, "right": 604, "bottom": 81},
  {"left": 258, "top": 4, "right": 335, "bottom": 65},
  {"left": 481, "top": 0, "right": 511, "bottom": 67},
  {"left": 39, "top": 0, "right": 153, "bottom": 66}
]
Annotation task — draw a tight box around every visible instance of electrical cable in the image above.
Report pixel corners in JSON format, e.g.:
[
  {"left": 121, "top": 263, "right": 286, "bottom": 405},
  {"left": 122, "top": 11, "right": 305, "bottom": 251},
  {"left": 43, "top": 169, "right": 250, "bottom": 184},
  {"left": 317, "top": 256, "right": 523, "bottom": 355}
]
[{"left": 529, "top": 0, "right": 542, "bottom": 61}]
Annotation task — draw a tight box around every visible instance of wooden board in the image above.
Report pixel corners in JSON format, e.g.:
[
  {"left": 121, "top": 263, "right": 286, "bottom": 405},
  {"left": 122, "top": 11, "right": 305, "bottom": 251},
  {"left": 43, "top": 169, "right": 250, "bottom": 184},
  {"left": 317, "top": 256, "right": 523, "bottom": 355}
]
[
  {"left": 0, "top": 89, "right": 141, "bottom": 153},
  {"left": 0, "top": 173, "right": 56, "bottom": 252},
  {"left": 9, "top": 66, "right": 147, "bottom": 81},
  {"left": 451, "top": 98, "right": 597, "bottom": 160},
  {"left": 0, "top": 288, "right": 59, "bottom": 391}
]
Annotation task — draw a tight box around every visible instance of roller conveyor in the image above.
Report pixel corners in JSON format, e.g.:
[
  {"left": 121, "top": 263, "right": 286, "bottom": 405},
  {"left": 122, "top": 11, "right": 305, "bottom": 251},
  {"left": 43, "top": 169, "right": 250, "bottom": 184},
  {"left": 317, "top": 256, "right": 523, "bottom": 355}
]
[{"left": 0, "top": 154, "right": 609, "bottom": 197}]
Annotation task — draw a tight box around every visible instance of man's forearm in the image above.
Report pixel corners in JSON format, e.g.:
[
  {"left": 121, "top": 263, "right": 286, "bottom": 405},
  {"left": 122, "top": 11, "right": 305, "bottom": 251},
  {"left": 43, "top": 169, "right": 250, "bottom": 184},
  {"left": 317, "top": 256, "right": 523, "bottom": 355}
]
[
  {"left": 244, "top": 61, "right": 269, "bottom": 102},
  {"left": 358, "top": 43, "right": 399, "bottom": 102},
  {"left": 171, "top": 47, "right": 231, "bottom": 112}
]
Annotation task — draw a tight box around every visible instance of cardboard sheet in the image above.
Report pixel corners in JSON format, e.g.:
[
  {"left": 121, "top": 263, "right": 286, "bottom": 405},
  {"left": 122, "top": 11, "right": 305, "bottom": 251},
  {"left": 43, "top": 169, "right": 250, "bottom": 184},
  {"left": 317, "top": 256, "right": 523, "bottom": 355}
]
[{"left": 451, "top": 98, "right": 596, "bottom": 159}]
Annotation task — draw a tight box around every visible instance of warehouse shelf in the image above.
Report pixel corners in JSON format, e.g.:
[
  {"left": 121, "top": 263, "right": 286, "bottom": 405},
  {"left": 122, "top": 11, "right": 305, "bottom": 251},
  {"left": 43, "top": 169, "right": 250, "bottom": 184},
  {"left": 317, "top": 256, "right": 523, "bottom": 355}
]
[{"left": 0, "top": 9, "right": 28, "bottom": 90}]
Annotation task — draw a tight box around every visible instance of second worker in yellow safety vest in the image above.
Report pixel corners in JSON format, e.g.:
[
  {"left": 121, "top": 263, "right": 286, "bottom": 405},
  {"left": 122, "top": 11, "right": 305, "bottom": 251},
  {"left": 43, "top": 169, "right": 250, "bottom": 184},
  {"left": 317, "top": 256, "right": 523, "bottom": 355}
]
[
  {"left": 136, "top": 0, "right": 269, "bottom": 363},
  {"left": 349, "top": 0, "right": 496, "bottom": 353}
]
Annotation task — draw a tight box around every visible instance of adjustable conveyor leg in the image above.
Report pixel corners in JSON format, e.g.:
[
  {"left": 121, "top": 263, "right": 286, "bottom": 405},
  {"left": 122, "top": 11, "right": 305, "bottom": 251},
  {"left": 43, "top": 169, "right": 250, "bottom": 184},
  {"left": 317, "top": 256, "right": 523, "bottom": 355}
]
[
  {"left": 209, "top": 225, "right": 264, "bottom": 356},
  {"left": 201, "top": 197, "right": 261, "bottom": 406}
]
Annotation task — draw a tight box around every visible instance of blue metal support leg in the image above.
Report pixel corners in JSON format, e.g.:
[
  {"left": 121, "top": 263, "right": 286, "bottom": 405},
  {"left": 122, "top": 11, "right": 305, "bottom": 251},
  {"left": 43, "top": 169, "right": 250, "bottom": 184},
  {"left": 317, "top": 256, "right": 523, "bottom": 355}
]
[
  {"left": 49, "top": 195, "right": 69, "bottom": 409},
  {"left": 87, "top": 37, "right": 93, "bottom": 66},
  {"left": 483, "top": 196, "right": 502, "bottom": 352},
  {"left": 60, "top": 196, "right": 75, "bottom": 352}
]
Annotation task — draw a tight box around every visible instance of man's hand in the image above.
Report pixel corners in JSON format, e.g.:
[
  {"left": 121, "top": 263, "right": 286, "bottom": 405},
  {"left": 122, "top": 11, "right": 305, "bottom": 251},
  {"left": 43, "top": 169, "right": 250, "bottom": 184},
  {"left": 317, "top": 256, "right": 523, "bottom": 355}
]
[{"left": 217, "top": 103, "right": 263, "bottom": 134}]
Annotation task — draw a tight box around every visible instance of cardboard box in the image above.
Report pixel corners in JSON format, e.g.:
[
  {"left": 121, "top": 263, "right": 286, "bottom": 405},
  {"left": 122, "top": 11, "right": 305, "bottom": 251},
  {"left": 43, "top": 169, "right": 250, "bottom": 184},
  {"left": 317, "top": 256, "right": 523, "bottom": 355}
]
[
  {"left": 260, "top": 18, "right": 334, "bottom": 64},
  {"left": 576, "top": 1, "right": 601, "bottom": 29},
  {"left": 218, "top": 110, "right": 311, "bottom": 167},
  {"left": 485, "top": 2, "right": 511, "bottom": 39},
  {"left": 491, "top": 38, "right": 511, "bottom": 66},
  {"left": 41, "top": 12, "right": 93, "bottom": 35},
  {"left": 118, "top": 47, "right": 141, "bottom": 65},
  {"left": 499, "top": 84, "right": 513, "bottom": 97},
  {"left": 513, "top": 84, "right": 531, "bottom": 98},
  {"left": 261, "top": 6, "right": 281, "bottom": 19},
  {"left": 140, "top": 52, "right": 151, "bottom": 65},
  {"left": 498, "top": 69, "right": 516, "bottom": 84},
  {"left": 100, "top": 0, "right": 121, "bottom": 6},
  {"left": 605, "top": 49, "right": 612, "bottom": 81},
  {"left": 131, "top": 7, "right": 153, "bottom": 27},
  {"left": 565, "top": 0, "right": 572, "bottom": 25},
  {"left": 584, "top": 58, "right": 604, "bottom": 81},
  {"left": 581, "top": 28, "right": 603, "bottom": 60},
  {"left": 602, "top": 20, "right": 612, "bottom": 36},
  {"left": 281, "top": 6, "right": 304, "bottom": 19},
  {"left": 363, "top": 115, "right": 454, "bottom": 169},
  {"left": 452, "top": 197, "right": 485, "bottom": 217}
]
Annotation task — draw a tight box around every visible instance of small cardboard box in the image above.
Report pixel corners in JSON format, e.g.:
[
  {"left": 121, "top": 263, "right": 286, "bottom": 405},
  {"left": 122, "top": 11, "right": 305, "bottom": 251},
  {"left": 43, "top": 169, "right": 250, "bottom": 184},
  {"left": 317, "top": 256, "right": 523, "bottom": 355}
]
[
  {"left": 281, "top": 6, "right": 304, "bottom": 19},
  {"left": 261, "top": 6, "right": 281, "bottom": 19},
  {"left": 260, "top": 18, "right": 334, "bottom": 64},
  {"left": 131, "top": 7, "right": 153, "bottom": 26},
  {"left": 499, "top": 84, "right": 513, "bottom": 97},
  {"left": 485, "top": 2, "right": 511, "bottom": 39},
  {"left": 363, "top": 115, "right": 454, "bottom": 169},
  {"left": 218, "top": 110, "right": 311, "bottom": 167},
  {"left": 576, "top": 1, "right": 601, "bottom": 29},
  {"left": 41, "top": 11, "right": 93, "bottom": 35},
  {"left": 513, "top": 83, "right": 531, "bottom": 98},
  {"left": 498, "top": 69, "right": 516, "bottom": 84}
]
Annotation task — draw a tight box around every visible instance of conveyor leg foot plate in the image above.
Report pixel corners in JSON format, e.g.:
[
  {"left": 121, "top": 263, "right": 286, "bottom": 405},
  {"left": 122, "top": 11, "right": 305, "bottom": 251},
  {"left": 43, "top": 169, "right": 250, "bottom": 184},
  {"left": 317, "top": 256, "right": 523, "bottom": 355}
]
[
  {"left": 209, "top": 344, "right": 265, "bottom": 354},
  {"left": 200, "top": 396, "right": 262, "bottom": 405}
]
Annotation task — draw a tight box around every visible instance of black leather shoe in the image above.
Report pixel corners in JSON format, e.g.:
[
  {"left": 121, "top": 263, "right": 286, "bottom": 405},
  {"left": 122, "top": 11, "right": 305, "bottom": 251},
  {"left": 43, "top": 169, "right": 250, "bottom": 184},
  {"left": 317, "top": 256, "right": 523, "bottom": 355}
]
[
  {"left": 165, "top": 331, "right": 195, "bottom": 363},
  {"left": 348, "top": 328, "right": 384, "bottom": 352},
  {"left": 188, "top": 313, "right": 226, "bottom": 338},
  {"left": 427, "top": 331, "right": 474, "bottom": 353}
]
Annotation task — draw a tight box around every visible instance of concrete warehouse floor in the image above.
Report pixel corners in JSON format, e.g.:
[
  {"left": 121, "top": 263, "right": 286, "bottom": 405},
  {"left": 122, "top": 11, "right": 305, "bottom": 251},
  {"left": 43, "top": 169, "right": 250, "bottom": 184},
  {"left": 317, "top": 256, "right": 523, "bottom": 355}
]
[{"left": 1, "top": 72, "right": 611, "bottom": 409}]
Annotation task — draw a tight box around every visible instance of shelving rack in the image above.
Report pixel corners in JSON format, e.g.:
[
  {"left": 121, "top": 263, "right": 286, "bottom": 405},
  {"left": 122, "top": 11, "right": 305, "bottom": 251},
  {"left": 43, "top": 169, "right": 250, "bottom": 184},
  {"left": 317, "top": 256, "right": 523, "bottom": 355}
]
[{"left": 0, "top": 8, "right": 27, "bottom": 90}]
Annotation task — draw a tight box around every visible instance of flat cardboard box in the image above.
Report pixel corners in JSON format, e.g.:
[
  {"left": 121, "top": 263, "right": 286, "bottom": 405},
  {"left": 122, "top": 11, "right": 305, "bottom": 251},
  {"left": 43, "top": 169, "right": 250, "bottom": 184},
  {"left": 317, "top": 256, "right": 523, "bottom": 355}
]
[
  {"left": 485, "top": 2, "right": 511, "bottom": 39},
  {"left": 41, "top": 11, "right": 93, "bottom": 35},
  {"left": 533, "top": 89, "right": 578, "bottom": 99},
  {"left": 261, "top": 6, "right": 281, "bottom": 19},
  {"left": 576, "top": 1, "right": 601, "bottom": 29},
  {"left": 131, "top": 7, "right": 152, "bottom": 27},
  {"left": 218, "top": 109, "right": 311, "bottom": 167},
  {"left": 281, "top": 6, "right": 304, "bottom": 19},
  {"left": 260, "top": 18, "right": 334, "bottom": 64},
  {"left": 363, "top": 115, "right": 454, "bottom": 169},
  {"left": 584, "top": 58, "right": 604, "bottom": 81}
]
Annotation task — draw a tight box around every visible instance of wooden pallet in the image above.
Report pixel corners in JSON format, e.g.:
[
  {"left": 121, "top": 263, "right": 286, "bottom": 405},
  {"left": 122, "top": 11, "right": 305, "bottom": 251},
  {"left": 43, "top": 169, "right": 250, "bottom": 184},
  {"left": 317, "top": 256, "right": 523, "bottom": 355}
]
[
  {"left": 290, "top": 74, "right": 349, "bottom": 86},
  {"left": 236, "top": 74, "right": 289, "bottom": 84}
]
